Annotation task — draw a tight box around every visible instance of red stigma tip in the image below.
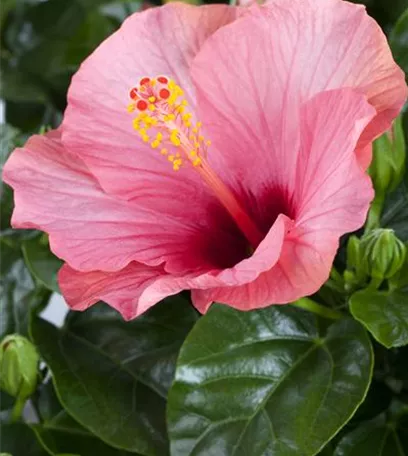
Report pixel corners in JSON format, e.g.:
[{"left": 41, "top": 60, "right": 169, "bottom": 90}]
[
  {"left": 140, "top": 77, "right": 150, "bottom": 86},
  {"left": 158, "top": 76, "right": 168, "bottom": 84},
  {"left": 136, "top": 99, "right": 148, "bottom": 111},
  {"left": 129, "top": 88, "right": 138, "bottom": 99},
  {"left": 159, "top": 88, "right": 170, "bottom": 100}
]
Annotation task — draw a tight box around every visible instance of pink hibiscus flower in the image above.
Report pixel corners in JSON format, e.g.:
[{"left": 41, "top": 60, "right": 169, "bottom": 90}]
[{"left": 3, "top": 0, "right": 406, "bottom": 320}]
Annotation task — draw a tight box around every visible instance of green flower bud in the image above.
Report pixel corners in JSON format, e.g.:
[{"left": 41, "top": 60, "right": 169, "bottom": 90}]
[
  {"left": 360, "top": 229, "right": 407, "bottom": 280},
  {"left": 0, "top": 335, "right": 39, "bottom": 399},
  {"left": 369, "top": 116, "right": 406, "bottom": 196}
]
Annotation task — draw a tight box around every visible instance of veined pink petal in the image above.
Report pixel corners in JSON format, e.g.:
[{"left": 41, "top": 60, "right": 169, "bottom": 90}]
[
  {"left": 62, "top": 3, "right": 237, "bottom": 200},
  {"left": 59, "top": 213, "right": 291, "bottom": 318},
  {"left": 191, "top": 89, "right": 375, "bottom": 312},
  {"left": 2, "top": 131, "right": 249, "bottom": 273},
  {"left": 192, "top": 0, "right": 406, "bottom": 180},
  {"left": 59, "top": 263, "right": 185, "bottom": 320},
  {"left": 264, "top": 0, "right": 407, "bottom": 156}
]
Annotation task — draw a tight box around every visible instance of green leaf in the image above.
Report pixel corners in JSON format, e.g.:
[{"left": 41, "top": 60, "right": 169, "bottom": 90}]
[
  {"left": 333, "top": 413, "right": 408, "bottom": 456},
  {"left": 31, "top": 297, "right": 198, "bottom": 455},
  {"left": 32, "top": 381, "right": 136, "bottom": 456},
  {"left": 0, "top": 423, "right": 48, "bottom": 456},
  {"left": 350, "top": 290, "right": 408, "bottom": 348},
  {"left": 390, "top": 8, "right": 408, "bottom": 77},
  {"left": 22, "top": 235, "right": 63, "bottom": 293},
  {"left": 167, "top": 305, "right": 373, "bottom": 456}
]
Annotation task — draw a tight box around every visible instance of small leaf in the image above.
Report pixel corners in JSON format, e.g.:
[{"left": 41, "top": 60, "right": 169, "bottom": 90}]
[
  {"left": 0, "top": 423, "right": 48, "bottom": 456},
  {"left": 22, "top": 235, "right": 63, "bottom": 293},
  {"left": 31, "top": 297, "right": 198, "bottom": 455},
  {"left": 350, "top": 290, "right": 408, "bottom": 348},
  {"left": 334, "top": 413, "right": 408, "bottom": 456},
  {"left": 167, "top": 305, "right": 373, "bottom": 456}
]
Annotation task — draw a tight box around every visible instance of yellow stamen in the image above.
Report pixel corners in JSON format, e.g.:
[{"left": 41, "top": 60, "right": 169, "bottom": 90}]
[{"left": 127, "top": 77, "right": 214, "bottom": 174}]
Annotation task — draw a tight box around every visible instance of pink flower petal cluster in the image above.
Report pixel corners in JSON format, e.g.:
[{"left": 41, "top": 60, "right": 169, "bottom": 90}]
[{"left": 3, "top": 0, "right": 407, "bottom": 319}]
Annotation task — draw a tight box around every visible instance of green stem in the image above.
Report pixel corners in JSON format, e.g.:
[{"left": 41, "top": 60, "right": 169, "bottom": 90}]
[
  {"left": 10, "top": 396, "right": 26, "bottom": 423},
  {"left": 293, "top": 297, "right": 344, "bottom": 320},
  {"left": 367, "top": 276, "right": 383, "bottom": 290},
  {"left": 365, "top": 194, "right": 385, "bottom": 233}
]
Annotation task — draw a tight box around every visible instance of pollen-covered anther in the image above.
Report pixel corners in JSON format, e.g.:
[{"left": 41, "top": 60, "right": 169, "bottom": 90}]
[{"left": 127, "top": 76, "right": 212, "bottom": 172}]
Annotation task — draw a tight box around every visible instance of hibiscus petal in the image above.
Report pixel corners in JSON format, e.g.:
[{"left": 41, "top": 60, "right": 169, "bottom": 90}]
[
  {"left": 59, "top": 263, "right": 187, "bottom": 320},
  {"left": 59, "top": 213, "right": 291, "bottom": 319},
  {"left": 192, "top": 89, "right": 375, "bottom": 312},
  {"left": 62, "top": 3, "right": 236, "bottom": 200},
  {"left": 191, "top": 0, "right": 406, "bottom": 196},
  {"left": 2, "top": 131, "right": 246, "bottom": 274}
]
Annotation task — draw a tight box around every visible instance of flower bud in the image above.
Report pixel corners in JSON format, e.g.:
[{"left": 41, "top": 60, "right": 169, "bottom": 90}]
[
  {"left": 360, "top": 229, "right": 407, "bottom": 280},
  {"left": 369, "top": 116, "right": 406, "bottom": 196},
  {"left": 0, "top": 335, "right": 39, "bottom": 399}
]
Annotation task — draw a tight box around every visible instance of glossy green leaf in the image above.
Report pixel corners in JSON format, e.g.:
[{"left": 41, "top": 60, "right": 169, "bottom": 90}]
[
  {"left": 0, "top": 423, "right": 48, "bottom": 456},
  {"left": 31, "top": 297, "right": 198, "bottom": 455},
  {"left": 32, "top": 381, "right": 136, "bottom": 456},
  {"left": 334, "top": 413, "right": 408, "bottom": 456},
  {"left": 168, "top": 305, "right": 373, "bottom": 456},
  {"left": 390, "top": 8, "right": 408, "bottom": 76},
  {"left": 350, "top": 290, "right": 408, "bottom": 348},
  {"left": 42, "top": 413, "right": 133, "bottom": 456},
  {"left": 22, "top": 235, "right": 63, "bottom": 293}
]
